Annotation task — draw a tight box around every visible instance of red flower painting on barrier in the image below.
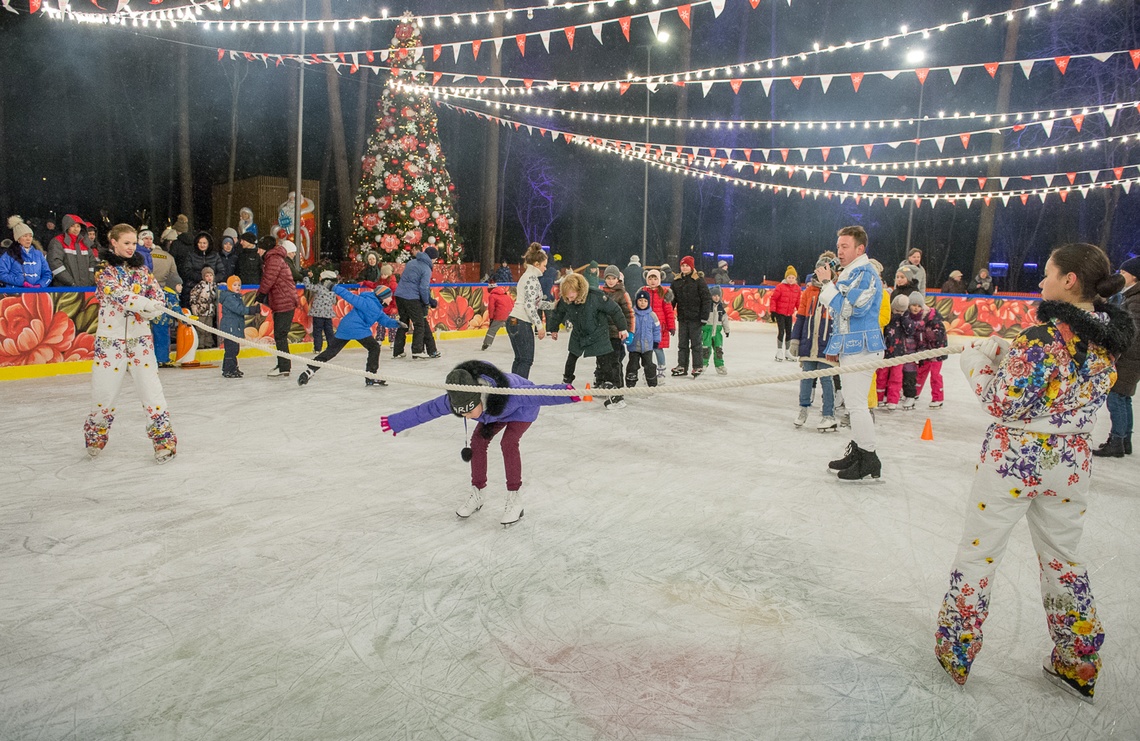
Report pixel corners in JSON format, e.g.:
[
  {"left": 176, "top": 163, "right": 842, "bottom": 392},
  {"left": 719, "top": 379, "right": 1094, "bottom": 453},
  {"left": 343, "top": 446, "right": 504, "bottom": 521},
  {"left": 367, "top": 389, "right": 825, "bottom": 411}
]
[{"left": 0, "top": 292, "right": 95, "bottom": 366}]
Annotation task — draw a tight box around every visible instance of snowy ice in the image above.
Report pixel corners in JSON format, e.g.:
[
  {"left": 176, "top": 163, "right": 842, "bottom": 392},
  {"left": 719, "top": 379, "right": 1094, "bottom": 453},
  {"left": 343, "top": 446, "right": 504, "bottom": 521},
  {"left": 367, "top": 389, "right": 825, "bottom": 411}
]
[{"left": 1, "top": 322, "right": 1138, "bottom": 739}]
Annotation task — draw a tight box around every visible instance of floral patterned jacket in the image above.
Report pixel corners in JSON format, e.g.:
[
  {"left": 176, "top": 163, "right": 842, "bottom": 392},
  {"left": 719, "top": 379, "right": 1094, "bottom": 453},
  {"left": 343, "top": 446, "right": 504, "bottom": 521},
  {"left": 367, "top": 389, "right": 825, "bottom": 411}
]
[
  {"left": 960, "top": 300, "right": 1134, "bottom": 435},
  {"left": 95, "top": 263, "right": 166, "bottom": 341}
]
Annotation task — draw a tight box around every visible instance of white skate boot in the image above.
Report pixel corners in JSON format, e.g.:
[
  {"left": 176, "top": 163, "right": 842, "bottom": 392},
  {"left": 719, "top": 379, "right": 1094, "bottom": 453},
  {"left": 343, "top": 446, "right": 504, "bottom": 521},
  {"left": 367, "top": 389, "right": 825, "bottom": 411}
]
[
  {"left": 901, "top": 397, "right": 916, "bottom": 410},
  {"left": 794, "top": 407, "right": 809, "bottom": 428},
  {"left": 456, "top": 486, "right": 485, "bottom": 518},
  {"left": 501, "top": 487, "right": 524, "bottom": 525},
  {"left": 817, "top": 416, "right": 838, "bottom": 433}
]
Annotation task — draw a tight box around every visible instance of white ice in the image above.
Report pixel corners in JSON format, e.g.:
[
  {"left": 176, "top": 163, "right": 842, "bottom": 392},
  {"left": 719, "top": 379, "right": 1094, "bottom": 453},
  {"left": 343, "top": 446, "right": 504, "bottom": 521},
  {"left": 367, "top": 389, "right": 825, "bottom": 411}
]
[{"left": 1, "top": 322, "right": 1137, "bottom": 740}]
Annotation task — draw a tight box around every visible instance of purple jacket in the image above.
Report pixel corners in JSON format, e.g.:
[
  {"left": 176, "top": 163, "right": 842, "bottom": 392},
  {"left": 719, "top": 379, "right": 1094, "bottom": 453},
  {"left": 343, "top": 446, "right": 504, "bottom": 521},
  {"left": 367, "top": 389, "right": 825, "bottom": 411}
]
[{"left": 385, "top": 360, "right": 577, "bottom": 433}]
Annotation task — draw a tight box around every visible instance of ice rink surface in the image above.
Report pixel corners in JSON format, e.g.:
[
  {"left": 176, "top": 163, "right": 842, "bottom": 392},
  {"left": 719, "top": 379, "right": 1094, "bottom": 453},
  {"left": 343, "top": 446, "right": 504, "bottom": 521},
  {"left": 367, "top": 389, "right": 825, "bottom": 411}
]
[{"left": 1, "top": 322, "right": 1137, "bottom": 740}]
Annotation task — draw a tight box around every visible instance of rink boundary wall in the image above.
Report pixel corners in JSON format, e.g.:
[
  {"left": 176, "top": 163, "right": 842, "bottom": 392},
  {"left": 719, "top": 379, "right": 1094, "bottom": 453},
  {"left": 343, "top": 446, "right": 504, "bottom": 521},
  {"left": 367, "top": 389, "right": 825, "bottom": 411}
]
[{"left": 0, "top": 284, "right": 1038, "bottom": 381}]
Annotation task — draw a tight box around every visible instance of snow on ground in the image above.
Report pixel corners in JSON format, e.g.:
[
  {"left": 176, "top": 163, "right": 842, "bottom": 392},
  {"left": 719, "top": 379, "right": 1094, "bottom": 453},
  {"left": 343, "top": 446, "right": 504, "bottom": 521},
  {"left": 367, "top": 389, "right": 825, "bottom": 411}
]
[{"left": 1, "top": 322, "right": 1137, "bottom": 740}]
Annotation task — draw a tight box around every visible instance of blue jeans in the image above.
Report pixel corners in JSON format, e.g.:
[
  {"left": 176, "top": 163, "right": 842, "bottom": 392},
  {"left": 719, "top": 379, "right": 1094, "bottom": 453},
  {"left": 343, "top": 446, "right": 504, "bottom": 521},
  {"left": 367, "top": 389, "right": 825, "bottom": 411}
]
[
  {"left": 507, "top": 317, "right": 535, "bottom": 378},
  {"left": 799, "top": 360, "right": 835, "bottom": 416},
  {"left": 1107, "top": 391, "right": 1133, "bottom": 439},
  {"left": 151, "top": 320, "right": 171, "bottom": 364}
]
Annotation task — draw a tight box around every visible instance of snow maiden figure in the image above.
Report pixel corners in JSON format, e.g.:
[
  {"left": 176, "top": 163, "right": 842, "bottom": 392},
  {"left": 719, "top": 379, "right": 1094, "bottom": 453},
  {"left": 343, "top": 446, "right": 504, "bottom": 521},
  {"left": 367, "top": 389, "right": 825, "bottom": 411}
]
[
  {"left": 84, "top": 224, "right": 178, "bottom": 463},
  {"left": 935, "top": 243, "right": 1133, "bottom": 702}
]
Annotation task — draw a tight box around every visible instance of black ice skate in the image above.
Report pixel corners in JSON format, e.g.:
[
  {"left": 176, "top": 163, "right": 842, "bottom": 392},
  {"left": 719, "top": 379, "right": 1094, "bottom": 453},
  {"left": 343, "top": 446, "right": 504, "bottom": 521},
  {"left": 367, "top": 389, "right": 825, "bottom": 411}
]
[
  {"left": 837, "top": 446, "right": 882, "bottom": 481},
  {"left": 828, "top": 441, "right": 859, "bottom": 472},
  {"left": 671, "top": 366, "right": 688, "bottom": 377}
]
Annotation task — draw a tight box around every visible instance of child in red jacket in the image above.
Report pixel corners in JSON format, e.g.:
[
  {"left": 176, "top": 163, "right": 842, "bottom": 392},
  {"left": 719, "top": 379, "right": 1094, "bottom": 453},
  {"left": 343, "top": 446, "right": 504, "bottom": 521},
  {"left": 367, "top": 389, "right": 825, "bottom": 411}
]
[
  {"left": 769, "top": 266, "right": 802, "bottom": 362},
  {"left": 482, "top": 282, "right": 515, "bottom": 350}
]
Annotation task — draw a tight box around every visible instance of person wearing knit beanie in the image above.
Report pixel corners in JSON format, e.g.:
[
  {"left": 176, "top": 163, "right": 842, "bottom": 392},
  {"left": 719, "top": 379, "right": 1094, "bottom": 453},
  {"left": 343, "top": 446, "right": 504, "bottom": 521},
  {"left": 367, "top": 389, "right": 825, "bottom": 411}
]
[
  {"left": 670, "top": 255, "right": 712, "bottom": 377},
  {"left": 784, "top": 265, "right": 798, "bottom": 280},
  {"left": 1, "top": 216, "right": 52, "bottom": 288}
]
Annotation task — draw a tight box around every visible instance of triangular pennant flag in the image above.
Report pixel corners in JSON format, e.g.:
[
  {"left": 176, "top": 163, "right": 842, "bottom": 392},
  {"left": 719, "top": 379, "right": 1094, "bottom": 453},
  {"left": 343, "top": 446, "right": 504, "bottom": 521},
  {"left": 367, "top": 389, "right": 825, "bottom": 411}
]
[
  {"left": 1054, "top": 56, "right": 1071, "bottom": 74},
  {"left": 749, "top": 0, "right": 760, "bottom": 7},
  {"left": 432, "top": 71, "right": 442, "bottom": 85},
  {"left": 1041, "top": 119, "right": 1054, "bottom": 137},
  {"left": 933, "top": 136, "right": 945, "bottom": 152},
  {"left": 217, "top": 48, "right": 224, "bottom": 61},
  {"left": 863, "top": 143, "right": 874, "bottom": 159},
  {"left": 380, "top": 50, "right": 389, "bottom": 62},
  {"left": 840, "top": 172, "right": 850, "bottom": 184},
  {"left": 730, "top": 78, "right": 743, "bottom": 94},
  {"left": 493, "top": 38, "right": 504, "bottom": 56},
  {"left": 977, "top": 177, "right": 987, "bottom": 189},
  {"left": 1048, "top": 174, "right": 1062, "bottom": 186},
  {"left": 539, "top": 30, "right": 551, "bottom": 53},
  {"left": 619, "top": 16, "right": 631, "bottom": 41},
  {"left": 432, "top": 44, "right": 441, "bottom": 62},
  {"left": 956, "top": 177, "right": 966, "bottom": 189},
  {"left": 516, "top": 34, "right": 527, "bottom": 56},
  {"left": 413, "top": 47, "right": 423, "bottom": 62},
  {"left": 983, "top": 195, "right": 992, "bottom": 206},
  {"left": 563, "top": 132, "right": 573, "bottom": 143},
  {"left": 1066, "top": 172, "right": 1077, "bottom": 184},
  {"left": 798, "top": 148, "right": 809, "bottom": 160},
  {"left": 914, "top": 176, "right": 925, "bottom": 189},
  {"left": 1090, "top": 52, "right": 1112, "bottom": 63},
  {"left": 760, "top": 78, "right": 773, "bottom": 95},
  {"left": 563, "top": 27, "right": 575, "bottom": 50},
  {"left": 711, "top": 0, "right": 726, "bottom": 16},
  {"left": 779, "top": 149, "right": 789, "bottom": 162},
  {"left": 677, "top": 4, "right": 691, "bottom": 28},
  {"left": 854, "top": 194, "right": 861, "bottom": 205},
  {"left": 523, "top": 78, "right": 535, "bottom": 89},
  {"left": 1000, "top": 194, "right": 1011, "bottom": 206},
  {"left": 478, "top": 75, "right": 487, "bottom": 84},
  {"left": 1019, "top": 60, "right": 1034, "bottom": 78},
  {"left": 790, "top": 76, "right": 803, "bottom": 90},
  {"left": 984, "top": 62, "right": 999, "bottom": 78},
  {"left": 1124, "top": 181, "right": 1134, "bottom": 194},
  {"left": 963, "top": 195, "right": 974, "bottom": 208},
  {"left": 937, "top": 176, "right": 946, "bottom": 189},
  {"left": 1103, "top": 107, "right": 1117, "bottom": 127},
  {"left": 1131, "top": 49, "right": 1140, "bottom": 69},
  {"left": 568, "top": 81, "right": 579, "bottom": 91},
  {"left": 591, "top": 22, "right": 603, "bottom": 44},
  {"left": 1059, "top": 190, "right": 1068, "bottom": 202},
  {"left": 860, "top": 174, "right": 870, "bottom": 186},
  {"left": 850, "top": 72, "right": 864, "bottom": 92},
  {"left": 877, "top": 175, "right": 888, "bottom": 187},
  {"left": 914, "top": 196, "right": 922, "bottom": 208},
  {"left": 959, "top": 133, "right": 971, "bottom": 149},
  {"left": 1020, "top": 194, "right": 1030, "bottom": 205},
  {"left": 743, "top": 149, "right": 752, "bottom": 161},
  {"left": 700, "top": 80, "right": 714, "bottom": 97},
  {"left": 999, "top": 177, "right": 1010, "bottom": 188},
  {"left": 915, "top": 68, "right": 929, "bottom": 85},
  {"left": 648, "top": 11, "right": 661, "bottom": 37},
  {"left": 618, "top": 81, "right": 631, "bottom": 96},
  {"left": 822, "top": 170, "right": 831, "bottom": 182},
  {"left": 819, "top": 74, "right": 833, "bottom": 93},
  {"left": 820, "top": 147, "right": 830, "bottom": 161},
  {"left": 1079, "top": 185, "right": 1091, "bottom": 197},
  {"left": 882, "top": 70, "right": 901, "bottom": 80},
  {"left": 1114, "top": 167, "right": 1124, "bottom": 180},
  {"left": 365, "top": 50, "right": 374, "bottom": 62},
  {"left": 468, "top": 39, "right": 481, "bottom": 60},
  {"left": 646, "top": 81, "right": 659, "bottom": 93},
  {"left": 1071, "top": 114, "right": 1084, "bottom": 132},
  {"left": 948, "top": 66, "right": 963, "bottom": 84},
  {"left": 841, "top": 145, "right": 852, "bottom": 161}
]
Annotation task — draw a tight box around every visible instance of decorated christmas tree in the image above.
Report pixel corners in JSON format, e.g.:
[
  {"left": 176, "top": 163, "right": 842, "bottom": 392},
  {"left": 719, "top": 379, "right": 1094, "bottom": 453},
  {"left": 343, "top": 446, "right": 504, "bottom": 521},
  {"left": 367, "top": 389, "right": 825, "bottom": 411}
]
[{"left": 350, "top": 13, "right": 461, "bottom": 266}]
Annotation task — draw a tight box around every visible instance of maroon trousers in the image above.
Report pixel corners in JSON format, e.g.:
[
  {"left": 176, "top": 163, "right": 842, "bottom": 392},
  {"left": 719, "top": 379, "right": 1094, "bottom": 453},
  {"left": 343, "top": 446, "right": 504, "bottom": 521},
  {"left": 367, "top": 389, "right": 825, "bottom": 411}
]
[{"left": 471, "top": 421, "right": 533, "bottom": 492}]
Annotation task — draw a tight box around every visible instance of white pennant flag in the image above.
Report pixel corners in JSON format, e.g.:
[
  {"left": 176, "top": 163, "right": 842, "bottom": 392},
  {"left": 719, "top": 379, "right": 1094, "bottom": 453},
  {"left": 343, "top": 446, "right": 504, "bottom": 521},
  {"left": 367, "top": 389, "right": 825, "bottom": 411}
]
[
  {"left": 591, "top": 22, "right": 603, "bottom": 44},
  {"left": 1103, "top": 107, "right": 1117, "bottom": 127},
  {"left": 648, "top": 10, "right": 661, "bottom": 38},
  {"left": 1040, "top": 119, "right": 1054, "bottom": 137},
  {"left": 819, "top": 74, "right": 833, "bottom": 93},
  {"left": 888, "top": 141, "right": 902, "bottom": 149},
  {"left": 646, "top": 82, "right": 659, "bottom": 93},
  {"left": 502, "top": 77, "right": 511, "bottom": 87},
  {"left": 964, "top": 195, "right": 974, "bottom": 208},
  {"left": 798, "top": 148, "right": 809, "bottom": 160},
  {"left": 539, "top": 30, "right": 551, "bottom": 53},
  {"left": 414, "top": 46, "right": 423, "bottom": 62},
  {"left": 955, "top": 177, "right": 966, "bottom": 189},
  {"left": 841, "top": 145, "right": 852, "bottom": 160},
  {"left": 451, "top": 44, "right": 461, "bottom": 63},
  {"left": 1124, "top": 181, "right": 1134, "bottom": 195},
  {"left": 881, "top": 70, "right": 901, "bottom": 80},
  {"left": 999, "top": 177, "right": 1009, "bottom": 188},
  {"left": 1091, "top": 52, "right": 1113, "bottom": 63},
  {"left": 933, "top": 136, "right": 946, "bottom": 152},
  {"left": 493, "top": 38, "right": 504, "bottom": 56},
  {"left": 915, "top": 177, "right": 926, "bottom": 189},
  {"left": 1079, "top": 185, "right": 1090, "bottom": 197},
  {"left": 1019, "top": 60, "right": 1034, "bottom": 78},
  {"left": 760, "top": 78, "right": 774, "bottom": 96},
  {"left": 1091, "top": 169, "right": 1101, "bottom": 182},
  {"left": 1038, "top": 192, "right": 1047, "bottom": 204},
  {"left": 947, "top": 66, "right": 963, "bottom": 84},
  {"left": 877, "top": 175, "right": 888, "bottom": 187},
  {"left": 1000, "top": 194, "right": 1011, "bottom": 206},
  {"left": 380, "top": 50, "right": 389, "bottom": 61},
  {"left": 840, "top": 172, "right": 850, "bottom": 184},
  {"left": 1049, "top": 174, "right": 1062, "bottom": 186},
  {"left": 525, "top": 125, "right": 532, "bottom": 135},
  {"left": 700, "top": 80, "right": 714, "bottom": 97},
  {"left": 711, "top": 0, "right": 726, "bottom": 16},
  {"left": 453, "top": 74, "right": 467, "bottom": 83}
]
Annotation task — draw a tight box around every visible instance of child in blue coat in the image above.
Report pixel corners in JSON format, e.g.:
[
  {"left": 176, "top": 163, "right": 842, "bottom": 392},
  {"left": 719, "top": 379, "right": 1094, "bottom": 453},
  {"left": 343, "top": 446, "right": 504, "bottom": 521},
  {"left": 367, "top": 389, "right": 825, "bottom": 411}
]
[
  {"left": 381, "top": 360, "right": 580, "bottom": 525},
  {"left": 297, "top": 284, "right": 404, "bottom": 387},
  {"left": 218, "top": 276, "right": 260, "bottom": 378},
  {"left": 625, "top": 289, "right": 662, "bottom": 388}
]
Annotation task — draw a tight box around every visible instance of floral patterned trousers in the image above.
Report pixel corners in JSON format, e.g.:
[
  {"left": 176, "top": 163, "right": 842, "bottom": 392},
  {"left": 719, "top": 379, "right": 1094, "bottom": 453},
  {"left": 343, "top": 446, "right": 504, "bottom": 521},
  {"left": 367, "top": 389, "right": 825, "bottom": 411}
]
[
  {"left": 84, "top": 336, "right": 177, "bottom": 456},
  {"left": 936, "top": 425, "right": 1102, "bottom": 692}
]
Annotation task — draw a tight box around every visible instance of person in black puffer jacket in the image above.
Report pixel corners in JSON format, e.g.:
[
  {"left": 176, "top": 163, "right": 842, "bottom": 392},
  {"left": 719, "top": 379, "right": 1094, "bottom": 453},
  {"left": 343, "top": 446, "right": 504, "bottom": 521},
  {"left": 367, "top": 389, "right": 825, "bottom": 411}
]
[
  {"left": 180, "top": 231, "right": 222, "bottom": 308},
  {"left": 670, "top": 256, "right": 712, "bottom": 377}
]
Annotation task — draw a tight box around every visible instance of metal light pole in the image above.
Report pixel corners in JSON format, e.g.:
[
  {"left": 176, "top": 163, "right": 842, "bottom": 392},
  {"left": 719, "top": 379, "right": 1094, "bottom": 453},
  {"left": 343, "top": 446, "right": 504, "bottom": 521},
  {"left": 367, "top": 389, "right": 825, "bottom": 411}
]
[
  {"left": 641, "top": 45, "right": 651, "bottom": 265},
  {"left": 293, "top": 0, "right": 307, "bottom": 267},
  {"left": 903, "top": 49, "right": 926, "bottom": 255}
]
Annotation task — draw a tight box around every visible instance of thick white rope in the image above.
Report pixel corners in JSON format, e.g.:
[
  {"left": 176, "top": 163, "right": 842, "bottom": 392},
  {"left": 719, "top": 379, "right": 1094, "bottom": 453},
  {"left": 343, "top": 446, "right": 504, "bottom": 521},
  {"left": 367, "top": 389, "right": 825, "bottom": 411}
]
[{"left": 160, "top": 305, "right": 964, "bottom": 398}]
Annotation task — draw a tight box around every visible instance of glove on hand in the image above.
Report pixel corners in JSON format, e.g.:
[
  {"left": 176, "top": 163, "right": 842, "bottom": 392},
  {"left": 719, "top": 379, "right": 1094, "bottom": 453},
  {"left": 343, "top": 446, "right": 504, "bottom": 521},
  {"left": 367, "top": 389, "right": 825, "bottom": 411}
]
[
  {"left": 380, "top": 416, "right": 397, "bottom": 437},
  {"left": 429, "top": 298, "right": 438, "bottom": 309}
]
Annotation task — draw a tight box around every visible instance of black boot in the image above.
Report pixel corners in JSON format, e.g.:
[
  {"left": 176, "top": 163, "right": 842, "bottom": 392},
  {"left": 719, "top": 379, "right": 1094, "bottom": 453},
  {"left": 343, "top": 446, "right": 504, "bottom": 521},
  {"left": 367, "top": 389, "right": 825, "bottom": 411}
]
[
  {"left": 1094, "top": 437, "right": 1112, "bottom": 453},
  {"left": 828, "top": 441, "right": 860, "bottom": 472},
  {"left": 1092, "top": 436, "right": 1125, "bottom": 458},
  {"left": 838, "top": 446, "right": 882, "bottom": 481}
]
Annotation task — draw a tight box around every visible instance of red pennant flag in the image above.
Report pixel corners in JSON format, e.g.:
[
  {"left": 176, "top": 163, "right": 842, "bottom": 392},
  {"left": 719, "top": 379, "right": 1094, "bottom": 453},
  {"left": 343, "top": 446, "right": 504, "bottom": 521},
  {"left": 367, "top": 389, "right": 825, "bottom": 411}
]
[
  {"left": 790, "top": 76, "right": 803, "bottom": 90},
  {"left": 674, "top": 80, "right": 686, "bottom": 87},
  {"left": 779, "top": 149, "right": 789, "bottom": 162},
  {"left": 516, "top": 34, "right": 527, "bottom": 56},
  {"left": 335, "top": 52, "right": 344, "bottom": 63},
  {"left": 1114, "top": 167, "right": 1124, "bottom": 179},
  {"left": 513, "top": 122, "right": 521, "bottom": 130},
  {"left": 743, "top": 149, "right": 752, "bottom": 161},
  {"left": 1022, "top": 175, "right": 1033, "bottom": 181},
  {"left": 822, "top": 170, "right": 831, "bottom": 182},
  {"left": 749, "top": 0, "right": 759, "bottom": 6},
  {"left": 432, "top": 71, "right": 442, "bottom": 85},
  {"left": 730, "top": 79, "right": 743, "bottom": 94},
  {"left": 569, "top": 81, "right": 581, "bottom": 91},
  {"left": 914, "top": 197, "right": 922, "bottom": 208},
  {"left": 365, "top": 50, "right": 374, "bottom": 63},
  {"left": 1131, "top": 49, "right": 1140, "bottom": 69},
  {"left": 1054, "top": 56, "right": 1070, "bottom": 75},
  {"left": 984, "top": 62, "right": 999, "bottom": 78},
  {"left": 863, "top": 144, "right": 874, "bottom": 159},
  {"left": 977, "top": 177, "right": 987, "bottom": 189},
  {"left": 478, "top": 76, "right": 487, "bottom": 84},
  {"left": 719, "top": 158, "right": 728, "bottom": 168},
  {"left": 1071, "top": 113, "right": 1084, "bottom": 132},
  {"left": 471, "top": 39, "right": 482, "bottom": 59},
  {"left": 854, "top": 195, "right": 862, "bottom": 205},
  {"left": 936, "top": 176, "right": 947, "bottom": 189},
  {"left": 983, "top": 196, "right": 992, "bottom": 206},
  {"left": 820, "top": 147, "right": 831, "bottom": 162},
  {"left": 788, "top": 166, "right": 797, "bottom": 178},
  {"left": 619, "top": 81, "right": 631, "bottom": 95},
  {"left": 431, "top": 45, "right": 441, "bottom": 62},
  {"left": 30, "top": 0, "right": 41, "bottom": 10},
  {"left": 1012, "top": 124, "right": 1026, "bottom": 131},
  {"left": 619, "top": 16, "right": 631, "bottom": 41},
  {"left": 539, "top": 128, "right": 547, "bottom": 137},
  {"left": 850, "top": 72, "right": 864, "bottom": 92},
  {"left": 915, "top": 68, "right": 930, "bottom": 85},
  {"left": 1066, "top": 172, "right": 1077, "bottom": 184},
  {"left": 217, "top": 48, "right": 225, "bottom": 61},
  {"left": 800, "top": 189, "right": 806, "bottom": 199},
  {"left": 752, "top": 163, "right": 760, "bottom": 173},
  {"left": 1059, "top": 190, "right": 1068, "bottom": 202},
  {"left": 677, "top": 4, "right": 691, "bottom": 28},
  {"left": 563, "top": 132, "right": 573, "bottom": 143},
  {"left": 350, "top": 63, "right": 359, "bottom": 73},
  {"left": 275, "top": 57, "right": 283, "bottom": 67},
  {"left": 859, "top": 175, "right": 869, "bottom": 186},
  {"left": 1020, "top": 194, "right": 1030, "bottom": 205},
  {"left": 959, "top": 133, "right": 971, "bottom": 149},
  {"left": 897, "top": 175, "right": 907, "bottom": 182},
  {"left": 524, "top": 79, "right": 534, "bottom": 89},
  {"left": 564, "top": 27, "right": 575, "bottom": 50}
]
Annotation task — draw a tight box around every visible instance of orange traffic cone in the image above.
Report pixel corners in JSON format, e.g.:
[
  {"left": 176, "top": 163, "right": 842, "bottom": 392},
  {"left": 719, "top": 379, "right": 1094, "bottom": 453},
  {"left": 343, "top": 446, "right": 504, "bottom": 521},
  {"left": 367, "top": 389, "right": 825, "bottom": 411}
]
[
  {"left": 921, "top": 418, "right": 934, "bottom": 441},
  {"left": 583, "top": 383, "right": 593, "bottom": 402}
]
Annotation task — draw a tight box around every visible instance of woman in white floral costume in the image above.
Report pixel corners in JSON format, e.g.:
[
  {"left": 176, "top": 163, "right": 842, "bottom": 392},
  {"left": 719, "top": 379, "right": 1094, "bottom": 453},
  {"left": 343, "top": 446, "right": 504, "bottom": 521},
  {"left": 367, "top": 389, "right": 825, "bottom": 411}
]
[
  {"left": 935, "top": 242, "right": 1133, "bottom": 702},
  {"left": 84, "top": 224, "right": 177, "bottom": 463}
]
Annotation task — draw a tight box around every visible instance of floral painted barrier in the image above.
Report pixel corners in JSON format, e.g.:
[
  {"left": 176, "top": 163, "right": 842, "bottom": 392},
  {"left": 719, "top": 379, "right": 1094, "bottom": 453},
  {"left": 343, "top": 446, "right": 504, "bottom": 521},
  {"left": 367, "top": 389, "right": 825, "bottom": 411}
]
[{"left": 0, "top": 284, "right": 1038, "bottom": 377}]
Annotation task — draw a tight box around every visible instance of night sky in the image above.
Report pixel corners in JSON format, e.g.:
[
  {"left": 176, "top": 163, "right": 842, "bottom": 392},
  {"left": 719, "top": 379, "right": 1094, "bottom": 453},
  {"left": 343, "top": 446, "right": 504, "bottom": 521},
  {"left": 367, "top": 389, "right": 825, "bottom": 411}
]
[{"left": 1, "top": 0, "right": 1138, "bottom": 289}]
